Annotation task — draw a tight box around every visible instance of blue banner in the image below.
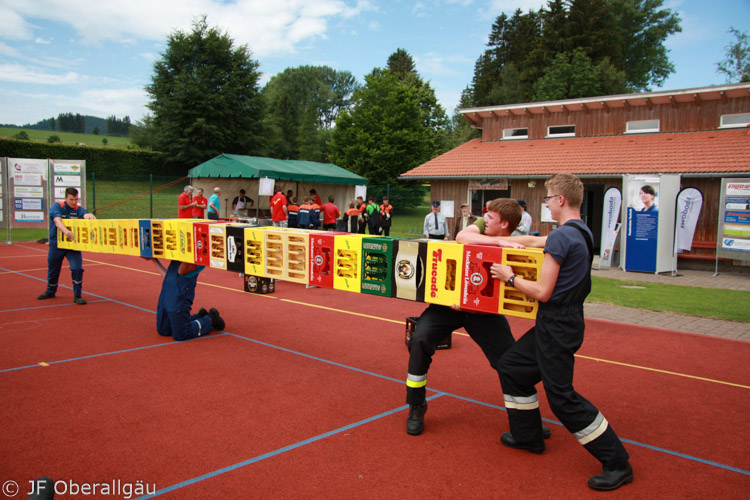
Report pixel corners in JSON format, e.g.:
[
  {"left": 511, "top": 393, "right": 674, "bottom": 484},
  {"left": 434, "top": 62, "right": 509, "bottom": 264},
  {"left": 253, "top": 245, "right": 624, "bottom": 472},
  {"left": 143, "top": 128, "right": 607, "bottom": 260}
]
[{"left": 625, "top": 207, "right": 658, "bottom": 272}]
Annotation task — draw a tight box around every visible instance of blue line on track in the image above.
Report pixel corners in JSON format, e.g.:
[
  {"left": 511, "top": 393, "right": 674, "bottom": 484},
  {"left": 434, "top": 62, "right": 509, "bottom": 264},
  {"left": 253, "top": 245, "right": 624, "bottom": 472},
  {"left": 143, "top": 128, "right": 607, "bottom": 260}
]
[
  {"left": 4, "top": 262, "right": 749, "bottom": 482},
  {"left": 0, "top": 299, "right": 107, "bottom": 313},
  {"left": 134, "top": 394, "right": 448, "bottom": 499}
]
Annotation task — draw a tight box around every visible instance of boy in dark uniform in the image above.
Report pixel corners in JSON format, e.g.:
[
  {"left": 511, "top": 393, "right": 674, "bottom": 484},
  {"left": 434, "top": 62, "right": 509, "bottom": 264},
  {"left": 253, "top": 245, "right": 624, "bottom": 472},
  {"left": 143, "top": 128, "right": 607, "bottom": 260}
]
[{"left": 492, "top": 174, "right": 632, "bottom": 491}]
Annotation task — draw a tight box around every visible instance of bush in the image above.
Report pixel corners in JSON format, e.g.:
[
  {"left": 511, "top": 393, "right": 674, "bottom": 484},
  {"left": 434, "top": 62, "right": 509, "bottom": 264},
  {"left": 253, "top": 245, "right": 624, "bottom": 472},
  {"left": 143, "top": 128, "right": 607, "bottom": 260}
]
[
  {"left": 13, "top": 131, "right": 30, "bottom": 140},
  {"left": 47, "top": 135, "right": 61, "bottom": 143},
  {"left": 102, "top": 138, "right": 108, "bottom": 145}
]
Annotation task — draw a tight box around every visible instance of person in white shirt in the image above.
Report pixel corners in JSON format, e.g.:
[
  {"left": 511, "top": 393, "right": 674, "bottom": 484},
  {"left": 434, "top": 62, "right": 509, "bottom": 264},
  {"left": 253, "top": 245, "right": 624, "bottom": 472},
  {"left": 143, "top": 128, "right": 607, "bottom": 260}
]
[
  {"left": 512, "top": 199, "right": 532, "bottom": 236},
  {"left": 423, "top": 201, "right": 450, "bottom": 240}
]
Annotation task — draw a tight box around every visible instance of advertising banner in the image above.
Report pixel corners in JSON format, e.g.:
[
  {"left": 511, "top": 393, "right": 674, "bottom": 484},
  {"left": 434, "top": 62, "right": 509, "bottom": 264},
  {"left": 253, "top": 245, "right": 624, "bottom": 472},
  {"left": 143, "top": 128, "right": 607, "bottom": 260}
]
[
  {"left": 598, "top": 187, "right": 622, "bottom": 268},
  {"left": 624, "top": 177, "right": 660, "bottom": 272},
  {"left": 674, "top": 188, "right": 703, "bottom": 254},
  {"left": 717, "top": 179, "right": 750, "bottom": 261}
]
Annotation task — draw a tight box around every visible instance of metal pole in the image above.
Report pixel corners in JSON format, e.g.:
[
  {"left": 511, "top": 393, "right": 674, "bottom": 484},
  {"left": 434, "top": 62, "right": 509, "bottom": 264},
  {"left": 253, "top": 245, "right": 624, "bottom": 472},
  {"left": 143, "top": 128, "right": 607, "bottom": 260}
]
[
  {"left": 92, "top": 171, "right": 96, "bottom": 213},
  {"left": 150, "top": 174, "right": 153, "bottom": 219}
]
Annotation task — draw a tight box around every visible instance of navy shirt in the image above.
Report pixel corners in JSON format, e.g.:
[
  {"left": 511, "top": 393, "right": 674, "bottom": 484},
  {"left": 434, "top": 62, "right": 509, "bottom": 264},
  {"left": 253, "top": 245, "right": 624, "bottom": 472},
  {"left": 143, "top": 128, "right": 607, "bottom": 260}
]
[
  {"left": 48, "top": 201, "right": 89, "bottom": 245},
  {"left": 544, "top": 220, "right": 592, "bottom": 303}
]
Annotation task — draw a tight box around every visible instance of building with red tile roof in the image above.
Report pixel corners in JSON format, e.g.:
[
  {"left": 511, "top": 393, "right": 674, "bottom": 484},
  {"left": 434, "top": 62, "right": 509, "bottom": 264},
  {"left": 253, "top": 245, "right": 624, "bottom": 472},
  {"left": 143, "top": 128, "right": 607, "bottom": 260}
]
[{"left": 401, "top": 83, "right": 750, "bottom": 263}]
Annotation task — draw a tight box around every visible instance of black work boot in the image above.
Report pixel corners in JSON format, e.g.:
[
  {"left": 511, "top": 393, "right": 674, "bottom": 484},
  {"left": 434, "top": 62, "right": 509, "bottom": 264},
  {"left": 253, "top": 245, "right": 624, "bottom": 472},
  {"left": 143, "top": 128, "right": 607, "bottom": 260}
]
[
  {"left": 588, "top": 462, "right": 634, "bottom": 491},
  {"left": 500, "top": 432, "right": 545, "bottom": 454},
  {"left": 406, "top": 401, "right": 427, "bottom": 435},
  {"left": 37, "top": 292, "right": 55, "bottom": 300},
  {"left": 198, "top": 307, "right": 209, "bottom": 317},
  {"left": 208, "top": 307, "right": 225, "bottom": 331}
]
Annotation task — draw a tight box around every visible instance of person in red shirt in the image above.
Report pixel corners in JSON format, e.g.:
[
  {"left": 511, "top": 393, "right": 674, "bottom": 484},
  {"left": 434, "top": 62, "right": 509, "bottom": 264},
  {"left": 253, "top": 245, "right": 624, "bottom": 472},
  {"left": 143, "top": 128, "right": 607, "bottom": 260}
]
[
  {"left": 309, "top": 189, "right": 322, "bottom": 206},
  {"left": 270, "top": 187, "right": 288, "bottom": 227},
  {"left": 192, "top": 188, "right": 208, "bottom": 219},
  {"left": 320, "top": 195, "right": 341, "bottom": 231},
  {"left": 178, "top": 185, "right": 195, "bottom": 218}
]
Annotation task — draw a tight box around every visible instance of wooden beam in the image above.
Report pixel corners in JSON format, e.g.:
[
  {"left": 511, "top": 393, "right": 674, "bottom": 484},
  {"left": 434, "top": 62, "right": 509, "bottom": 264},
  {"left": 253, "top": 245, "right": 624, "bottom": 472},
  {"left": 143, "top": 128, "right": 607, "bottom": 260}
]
[
  {"left": 693, "top": 93, "right": 702, "bottom": 106},
  {"left": 561, "top": 104, "right": 569, "bottom": 114},
  {"left": 669, "top": 95, "right": 677, "bottom": 108},
  {"left": 522, "top": 107, "right": 531, "bottom": 116},
  {"left": 622, "top": 100, "right": 631, "bottom": 111},
  {"left": 581, "top": 102, "right": 590, "bottom": 114},
  {"left": 541, "top": 106, "right": 551, "bottom": 116},
  {"left": 720, "top": 90, "right": 728, "bottom": 104},
  {"left": 601, "top": 101, "right": 610, "bottom": 113},
  {"left": 645, "top": 97, "right": 653, "bottom": 110}
]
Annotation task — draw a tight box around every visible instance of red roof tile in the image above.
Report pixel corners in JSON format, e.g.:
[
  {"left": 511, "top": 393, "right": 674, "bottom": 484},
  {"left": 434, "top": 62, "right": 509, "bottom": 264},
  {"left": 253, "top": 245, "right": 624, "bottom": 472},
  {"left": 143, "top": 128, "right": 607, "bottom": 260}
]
[{"left": 401, "top": 129, "right": 750, "bottom": 178}]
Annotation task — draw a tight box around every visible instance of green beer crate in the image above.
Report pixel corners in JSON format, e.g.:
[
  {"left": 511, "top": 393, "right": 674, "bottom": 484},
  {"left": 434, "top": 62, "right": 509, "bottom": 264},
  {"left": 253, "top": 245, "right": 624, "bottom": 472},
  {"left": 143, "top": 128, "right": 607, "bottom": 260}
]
[{"left": 360, "top": 237, "right": 395, "bottom": 297}]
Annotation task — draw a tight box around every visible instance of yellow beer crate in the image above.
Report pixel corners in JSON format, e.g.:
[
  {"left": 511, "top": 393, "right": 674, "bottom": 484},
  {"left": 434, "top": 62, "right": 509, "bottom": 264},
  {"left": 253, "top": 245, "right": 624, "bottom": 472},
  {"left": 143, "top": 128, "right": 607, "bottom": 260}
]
[
  {"left": 161, "top": 220, "right": 195, "bottom": 263},
  {"left": 285, "top": 231, "right": 309, "bottom": 284},
  {"left": 498, "top": 247, "right": 544, "bottom": 319},
  {"left": 244, "top": 227, "right": 268, "bottom": 277},
  {"left": 263, "top": 229, "right": 287, "bottom": 280},
  {"left": 424, "top": 240, "right": 464, "bottom": 307},
  {"left": 116, "top": 219, "right": 141, "bottom": 257},
  {"left": 333, "top": 234, "right": 364, "bottom": 293}
]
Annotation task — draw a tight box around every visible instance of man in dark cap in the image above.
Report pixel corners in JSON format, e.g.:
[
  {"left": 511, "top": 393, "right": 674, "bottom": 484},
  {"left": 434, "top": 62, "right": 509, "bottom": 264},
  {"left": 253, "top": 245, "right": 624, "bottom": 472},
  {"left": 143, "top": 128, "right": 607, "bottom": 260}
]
[{"left": 423, "top": 200, "right": 449, "bottom": 240}]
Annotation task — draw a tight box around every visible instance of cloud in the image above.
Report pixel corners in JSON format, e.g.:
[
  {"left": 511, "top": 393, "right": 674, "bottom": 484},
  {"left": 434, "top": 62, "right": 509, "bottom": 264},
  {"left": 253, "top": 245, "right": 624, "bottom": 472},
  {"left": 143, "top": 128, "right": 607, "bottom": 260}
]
[
  {"left": 0, "top": 42, "right": 22, "bottom": 58},
  {"left": 35, "top": 37, "right": 52, "bottom": 44},
  {"left": 0, "top": 63, "right": 82, "bottom": 85},
  {"left": 0, "top": 0, "right": 371, "bottom": 58},
  {"left": 415, "top": 52, "right": 473, "bottom": 77}
]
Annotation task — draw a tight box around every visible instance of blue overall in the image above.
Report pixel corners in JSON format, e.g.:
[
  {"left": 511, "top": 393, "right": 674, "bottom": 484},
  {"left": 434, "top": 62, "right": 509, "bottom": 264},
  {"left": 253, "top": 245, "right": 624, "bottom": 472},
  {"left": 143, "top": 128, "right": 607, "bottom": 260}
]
[
  {"left": 156, "top": 261, "right": 212, "bottom": 341},
  {"left": 46, "top": 201, "right": 87, "bottom": 297}
]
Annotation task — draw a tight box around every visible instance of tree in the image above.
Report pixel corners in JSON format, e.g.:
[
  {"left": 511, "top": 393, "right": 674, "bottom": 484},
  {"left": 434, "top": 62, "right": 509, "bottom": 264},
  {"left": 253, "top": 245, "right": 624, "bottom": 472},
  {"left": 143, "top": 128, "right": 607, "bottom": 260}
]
[
  {"left": 717, "top": 27, "right": 750, "bottom": 83},
  {"left": 469, "top": 0, "right": 681, "bottom": 106},
  {"left": 130, "top": 114, "right": 159, "bottom": 150},
  {"left": 533, "top": 48, "right": 626, "bottom": 101},
  {"left": 330, "top": 57, "right": 449, "bottom": 186},
  {"left": 102, "top": 137, "right": 108, "bottom": 146},
  {"left": 47, "top": 135, "right": 61, "bottom": 143},
  {"left": 262, "top": 65, "right": 359, "bottom": 160},
  {"left": 92, "top": 126, "right": 100, "bottom": 135},
  {"left": 146, "top": 16, "right": 264, "bottom": 166},
  {"left": 13, "top": 130, "right": 30, "bottom": 140},
  {"left": 387, "top": 48, "right": 416, "bottom": 80}
]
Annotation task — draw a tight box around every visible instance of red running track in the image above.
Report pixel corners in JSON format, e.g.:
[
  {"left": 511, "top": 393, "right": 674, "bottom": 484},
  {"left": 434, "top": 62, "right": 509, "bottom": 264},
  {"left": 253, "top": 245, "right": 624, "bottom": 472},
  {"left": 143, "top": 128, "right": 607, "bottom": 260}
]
[{"left": 0, "top": 242, "right": 748, "bottom": 499}]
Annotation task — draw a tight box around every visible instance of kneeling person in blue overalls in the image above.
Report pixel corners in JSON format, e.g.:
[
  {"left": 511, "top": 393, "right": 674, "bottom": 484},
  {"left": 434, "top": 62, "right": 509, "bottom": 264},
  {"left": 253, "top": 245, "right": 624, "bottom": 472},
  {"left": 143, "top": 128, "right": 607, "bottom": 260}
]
[
  {"left": 37, "top": 187, "right": 96, "bottom": 305},
  {"left": 147, "top": 258, "right": 225, "bottom": 341}
]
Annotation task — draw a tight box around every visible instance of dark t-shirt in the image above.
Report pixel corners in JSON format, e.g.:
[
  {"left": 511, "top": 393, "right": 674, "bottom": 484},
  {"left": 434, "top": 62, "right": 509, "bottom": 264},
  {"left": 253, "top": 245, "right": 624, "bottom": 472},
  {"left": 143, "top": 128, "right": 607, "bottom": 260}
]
[{"left": 544, "top": 220, "right": 592, "bottom": 303}]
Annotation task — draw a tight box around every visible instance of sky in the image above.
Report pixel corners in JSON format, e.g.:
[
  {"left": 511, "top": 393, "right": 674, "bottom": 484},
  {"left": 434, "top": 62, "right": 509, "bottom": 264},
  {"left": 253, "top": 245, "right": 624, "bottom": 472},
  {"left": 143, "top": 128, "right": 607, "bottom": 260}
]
[{"left": 0, "top": 0, "right": 748, "bottom": 127}]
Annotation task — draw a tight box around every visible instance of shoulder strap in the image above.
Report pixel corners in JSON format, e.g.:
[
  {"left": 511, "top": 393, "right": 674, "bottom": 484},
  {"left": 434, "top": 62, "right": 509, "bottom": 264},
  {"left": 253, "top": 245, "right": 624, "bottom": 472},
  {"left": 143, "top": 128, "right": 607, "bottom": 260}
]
[{"left": 566, "top": 221, "right": 594, "bottom": 264}]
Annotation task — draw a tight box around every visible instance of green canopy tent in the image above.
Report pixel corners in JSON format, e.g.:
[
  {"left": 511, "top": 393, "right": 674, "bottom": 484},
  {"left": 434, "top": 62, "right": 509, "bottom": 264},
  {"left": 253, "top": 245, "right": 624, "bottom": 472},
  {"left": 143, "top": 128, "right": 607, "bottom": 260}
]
[{"left": 188, "top": 154, "right": 367, "bottom": 219}]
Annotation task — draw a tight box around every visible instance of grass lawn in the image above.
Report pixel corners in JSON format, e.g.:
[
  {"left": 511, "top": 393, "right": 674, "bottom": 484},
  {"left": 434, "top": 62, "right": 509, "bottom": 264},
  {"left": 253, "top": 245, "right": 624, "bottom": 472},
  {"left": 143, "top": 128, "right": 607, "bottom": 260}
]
[
  {"left": 588, "top": 277, "right": 750, "bottom": 322},
  {"left": 0, "top": 127, "right": 132, "bottom": 148}
]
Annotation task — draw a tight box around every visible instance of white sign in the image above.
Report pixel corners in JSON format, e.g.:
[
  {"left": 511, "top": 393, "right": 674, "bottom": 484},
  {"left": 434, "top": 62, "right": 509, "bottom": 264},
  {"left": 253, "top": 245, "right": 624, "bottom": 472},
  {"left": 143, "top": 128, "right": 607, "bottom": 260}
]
[
  {"left": 14, "top": 198, "right": 43, "bottom": 210},
  {"left": 726, "top": 182, "right": 750, "bottom": 196},
  {"left": 13, "top": 173, "right": 43, "bottom": 186},
  {"left": 722, "top": 237, "right": 750, "bottom": 252},
  {"left": 14, "top": 186, "right": 44, "bottom": 198},
  {"left": 53, "top": 162, "right": 83, "bottom": 175},
  {"left": 540, "top": 203, "right": 556, "bottom": 223},
  {"left": 14, "top": 211, "right": 45, "bottom": 223},
  {"left": 54, "top": 187, "right": 68, "bottom": 199},
  {"left": 54, "top": 175, "right": 81, "bottom": 186},
  {"left": 441, "top": 200, "right": 455, "bottom": 218},
  {"left": 10, "top": 158, "right": 47, "bottom": 175},
  {"left": 258, "top": 177, "right": 275, "bottom": 196},
  {"left": 355, "top": 185, "right": 367, "bottom": 200}
]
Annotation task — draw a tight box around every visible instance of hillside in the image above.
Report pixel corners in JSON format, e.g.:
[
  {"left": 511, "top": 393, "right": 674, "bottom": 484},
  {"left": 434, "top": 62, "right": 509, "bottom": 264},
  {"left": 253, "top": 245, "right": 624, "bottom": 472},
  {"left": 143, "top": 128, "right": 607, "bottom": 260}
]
[{"left": 0, "top": 127, "right": 132, "bottom": 147}]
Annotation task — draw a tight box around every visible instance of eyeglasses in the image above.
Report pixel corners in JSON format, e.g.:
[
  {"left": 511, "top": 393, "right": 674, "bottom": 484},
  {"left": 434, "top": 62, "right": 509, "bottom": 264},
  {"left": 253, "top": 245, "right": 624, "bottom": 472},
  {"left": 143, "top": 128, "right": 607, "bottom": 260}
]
[{"left": 543, "top": 195, "right": 561, "bottom": 202}]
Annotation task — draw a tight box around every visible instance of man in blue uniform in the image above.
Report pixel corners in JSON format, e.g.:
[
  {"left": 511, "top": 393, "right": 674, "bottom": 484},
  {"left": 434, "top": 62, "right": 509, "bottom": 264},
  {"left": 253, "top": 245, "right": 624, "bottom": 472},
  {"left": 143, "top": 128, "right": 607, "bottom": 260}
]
[
  {"left": 148, "top": 258, "right": 225, "bottom": 341},
  {"left": 37, "top": 187, "right": 96, "bottom": 305}
]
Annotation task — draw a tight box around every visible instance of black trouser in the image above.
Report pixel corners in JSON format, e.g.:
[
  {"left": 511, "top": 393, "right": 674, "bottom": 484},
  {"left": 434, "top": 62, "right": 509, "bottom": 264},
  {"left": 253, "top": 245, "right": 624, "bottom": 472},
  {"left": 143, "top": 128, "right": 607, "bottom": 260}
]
[
  {"left": 381, "top": 225, "right": 390, "bottom": 236},
  {"left": 406, "top": 304, "right": 515, "bottom": 405},
  {"left": 498, "top": 305, "right": 629, "bottom": 468},
  {"left": 427, "top": 234, "right": 445, "bottom": 240}
]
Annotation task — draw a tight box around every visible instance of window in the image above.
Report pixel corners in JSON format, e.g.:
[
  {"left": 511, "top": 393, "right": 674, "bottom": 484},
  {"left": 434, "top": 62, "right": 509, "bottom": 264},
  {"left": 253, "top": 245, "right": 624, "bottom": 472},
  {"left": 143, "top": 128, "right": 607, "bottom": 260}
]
[
  {"left": 546, "top": 125, "right": 575, "bottom": 137},
  {"left": 625, "top": 119, "right": 660, "bottom": 134},
  {"left": 502, "top": 128, "right": 528, "bottom": 140},
  {"left": 720, "top": 113, "right": 750, "bottom": 129}
]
